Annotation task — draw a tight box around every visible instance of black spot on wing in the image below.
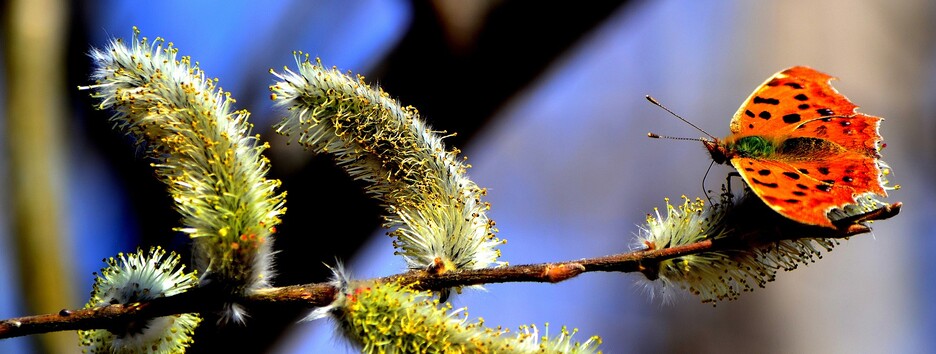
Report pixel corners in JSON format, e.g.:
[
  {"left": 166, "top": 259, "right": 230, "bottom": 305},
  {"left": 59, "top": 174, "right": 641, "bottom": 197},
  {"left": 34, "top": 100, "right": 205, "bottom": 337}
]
[
  {"left": 782, "top": 114, "right": 801, "bottom": 123},
  {"left": 782, "top": 172, "right": 800, "bottom": 180},
  {"left": 752, "top": 178, "right": 779, "bottom": 188},
  {"left": 753, "top": 96, "right": 780, "bottom": 105}
]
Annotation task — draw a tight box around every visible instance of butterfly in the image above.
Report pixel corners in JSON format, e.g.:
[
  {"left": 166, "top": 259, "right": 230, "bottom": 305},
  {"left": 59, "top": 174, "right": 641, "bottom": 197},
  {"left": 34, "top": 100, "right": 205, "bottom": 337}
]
[{"left": 696, "top": 66, "right": 899, "bottom": 230}]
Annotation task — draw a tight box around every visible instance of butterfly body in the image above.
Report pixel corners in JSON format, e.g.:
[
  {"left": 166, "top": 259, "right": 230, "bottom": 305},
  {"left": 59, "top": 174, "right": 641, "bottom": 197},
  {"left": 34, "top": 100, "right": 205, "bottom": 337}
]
[{"left": 704, "top": 66, "right": 893, "bottom": 229}]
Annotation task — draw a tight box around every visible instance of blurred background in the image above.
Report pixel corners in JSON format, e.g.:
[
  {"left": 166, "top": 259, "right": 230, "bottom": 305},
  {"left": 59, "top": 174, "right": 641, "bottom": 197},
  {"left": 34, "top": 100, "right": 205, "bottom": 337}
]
[{"left": 1, "top": 0, "right": 932, "bottom": 353}]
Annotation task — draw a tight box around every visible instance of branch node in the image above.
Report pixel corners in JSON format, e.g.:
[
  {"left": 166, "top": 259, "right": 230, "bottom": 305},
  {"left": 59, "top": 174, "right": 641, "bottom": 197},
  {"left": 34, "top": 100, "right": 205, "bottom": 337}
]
[{"left": 543, "top": 263, "right": 585, "bottom": 283}]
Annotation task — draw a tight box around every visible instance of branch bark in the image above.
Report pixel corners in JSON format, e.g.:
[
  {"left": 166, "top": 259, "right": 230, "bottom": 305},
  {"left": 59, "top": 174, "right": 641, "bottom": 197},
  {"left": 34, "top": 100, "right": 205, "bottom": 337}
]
[{"left": 0, "top": 240, "right": 711, "bottom": 339}]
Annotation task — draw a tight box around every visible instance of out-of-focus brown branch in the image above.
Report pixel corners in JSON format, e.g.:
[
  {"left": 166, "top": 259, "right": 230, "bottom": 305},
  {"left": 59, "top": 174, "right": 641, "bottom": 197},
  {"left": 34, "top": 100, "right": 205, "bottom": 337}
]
[{"left": 5, "top": 0, "right": 74, "bottom": 351}]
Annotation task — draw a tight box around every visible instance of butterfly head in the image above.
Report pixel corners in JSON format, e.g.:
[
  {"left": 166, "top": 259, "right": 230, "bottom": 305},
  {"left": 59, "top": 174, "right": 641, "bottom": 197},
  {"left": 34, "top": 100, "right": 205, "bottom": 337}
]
[{"left": 702, "top": 139, "right": 730, "bottom": 165}]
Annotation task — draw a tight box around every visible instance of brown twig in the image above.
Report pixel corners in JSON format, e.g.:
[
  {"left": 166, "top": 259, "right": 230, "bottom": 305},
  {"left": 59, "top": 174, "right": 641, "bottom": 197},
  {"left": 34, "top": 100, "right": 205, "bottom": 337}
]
[
  {"left": 0, "top": 200, "right": 902, "bottom": 340},
  {"left": 0, "top": 239, "right": 712, "bottom": 339}
]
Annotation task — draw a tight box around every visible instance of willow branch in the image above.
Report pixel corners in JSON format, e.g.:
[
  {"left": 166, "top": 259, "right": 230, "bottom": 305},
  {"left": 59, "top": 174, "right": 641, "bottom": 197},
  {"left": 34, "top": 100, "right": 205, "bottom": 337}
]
[{"left": 0, "top": 240, "right": 710, "bottom": 339}]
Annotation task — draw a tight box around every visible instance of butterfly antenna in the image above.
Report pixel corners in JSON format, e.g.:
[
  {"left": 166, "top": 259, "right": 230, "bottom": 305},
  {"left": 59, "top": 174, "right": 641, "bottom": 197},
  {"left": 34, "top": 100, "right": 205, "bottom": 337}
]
[
  {"left": 645, "top": 95, "right": 717, "bottom": 140},
  {"left": 646, "top": 132, "right": 705, "bottom": 141}
]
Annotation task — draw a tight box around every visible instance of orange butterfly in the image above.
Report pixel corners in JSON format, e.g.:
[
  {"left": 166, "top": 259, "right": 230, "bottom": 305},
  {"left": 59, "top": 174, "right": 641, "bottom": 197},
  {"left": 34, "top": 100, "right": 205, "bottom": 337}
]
[{"left": 654, "top": 66, "right": 900, "bottom": 230}]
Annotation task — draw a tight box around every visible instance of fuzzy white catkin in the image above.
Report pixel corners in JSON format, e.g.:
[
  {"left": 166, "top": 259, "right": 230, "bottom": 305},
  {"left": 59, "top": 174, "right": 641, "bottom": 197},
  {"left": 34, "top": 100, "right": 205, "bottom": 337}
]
[
  {"left": 311, "top": 265, "right": 601, "bottom": 353},
  {"left": 81, "top": 28, "right": 286, "bottom": 322},
  {"left": 78, "top": 247, "right": 201, "bottom": 354},
  {"left": 635, "top": 192, "right": 893, "bottom": 304},
  {"left": 270, "top": 54, "right": 502, "bottom": 274}
]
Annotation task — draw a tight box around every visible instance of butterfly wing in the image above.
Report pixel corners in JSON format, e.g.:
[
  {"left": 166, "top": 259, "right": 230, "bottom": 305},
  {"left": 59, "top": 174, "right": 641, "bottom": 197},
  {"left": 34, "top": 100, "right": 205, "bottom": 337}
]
[
  {"left": 731, "top": 66, "right": 860, "bottom": 136},
  {"left": 787, "top": 113, "right": 883, "bottom": 158},
  {"left": 725, "top": 66, "right": 891, "bottom": 227},
  {"left": 731, "top": 151, "right": 886, "bottom": 228}
]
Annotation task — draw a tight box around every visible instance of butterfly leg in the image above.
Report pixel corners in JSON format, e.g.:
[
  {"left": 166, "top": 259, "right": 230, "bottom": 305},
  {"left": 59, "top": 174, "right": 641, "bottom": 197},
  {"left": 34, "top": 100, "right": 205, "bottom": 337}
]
[
  {"left": 702, "top": 172, "right": 745, "bottom": 207},
  {"left": 724, "top": 171, "right": 746, "bottom": 197}
]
